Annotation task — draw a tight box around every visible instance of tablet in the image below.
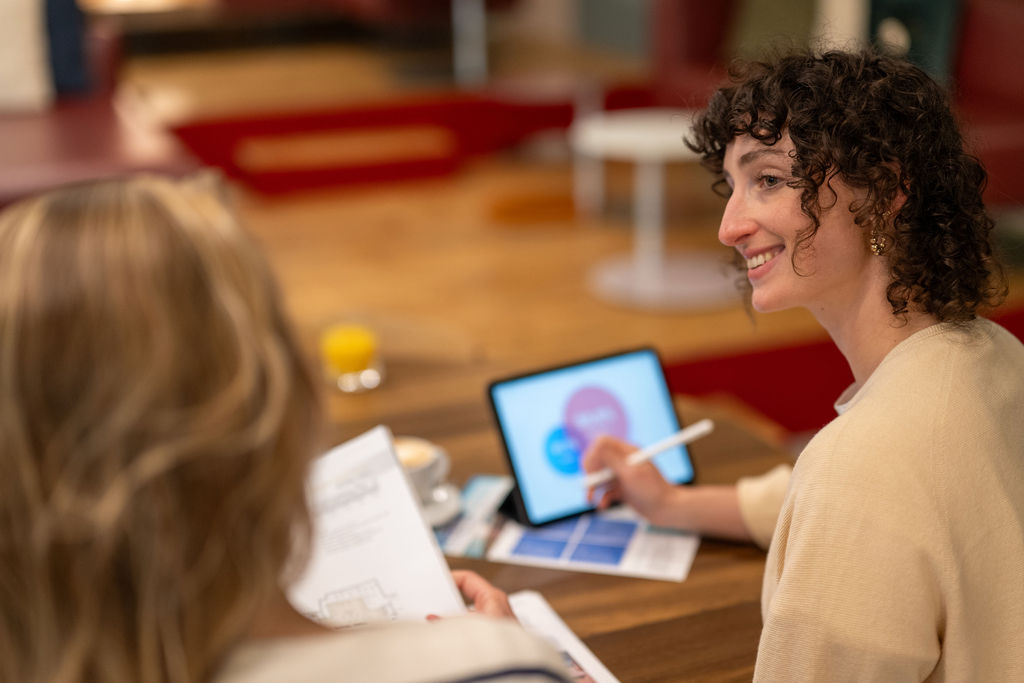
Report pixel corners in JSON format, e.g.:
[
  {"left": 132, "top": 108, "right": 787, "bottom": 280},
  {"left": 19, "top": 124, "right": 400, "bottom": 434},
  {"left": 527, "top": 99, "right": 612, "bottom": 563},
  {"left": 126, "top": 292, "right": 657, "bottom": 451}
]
[{"left": 487, "top": 347, "right": 695, "bottom": 526}]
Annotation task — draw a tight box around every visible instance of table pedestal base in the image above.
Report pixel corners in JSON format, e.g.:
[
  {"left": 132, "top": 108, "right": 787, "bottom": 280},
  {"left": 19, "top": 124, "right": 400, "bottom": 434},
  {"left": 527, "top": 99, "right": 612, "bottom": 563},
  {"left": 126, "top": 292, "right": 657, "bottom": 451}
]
[{"left": 588, "top": 251, "right": 739, "bottom": 310}]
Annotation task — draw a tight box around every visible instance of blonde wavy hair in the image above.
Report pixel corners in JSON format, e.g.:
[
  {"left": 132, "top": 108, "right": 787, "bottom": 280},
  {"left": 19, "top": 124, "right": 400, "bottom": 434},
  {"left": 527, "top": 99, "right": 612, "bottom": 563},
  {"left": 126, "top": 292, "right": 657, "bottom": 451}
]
[{"left": 0, "top": 175, "right": 322, "bottom": 682}]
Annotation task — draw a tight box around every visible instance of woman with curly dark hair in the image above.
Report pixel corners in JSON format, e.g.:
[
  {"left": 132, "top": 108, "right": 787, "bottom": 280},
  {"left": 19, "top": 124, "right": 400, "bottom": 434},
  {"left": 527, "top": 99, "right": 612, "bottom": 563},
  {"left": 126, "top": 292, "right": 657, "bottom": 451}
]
[{"left": 583, "top": 49, "right": 1024, "bottom": 680}]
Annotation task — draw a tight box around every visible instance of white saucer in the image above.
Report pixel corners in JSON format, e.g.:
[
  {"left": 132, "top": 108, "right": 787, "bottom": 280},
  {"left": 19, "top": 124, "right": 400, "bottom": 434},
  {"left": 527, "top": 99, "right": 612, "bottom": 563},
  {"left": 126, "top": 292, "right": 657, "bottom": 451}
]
[{"left": 422, "top": 483, "right": 461, "bottom": 527}]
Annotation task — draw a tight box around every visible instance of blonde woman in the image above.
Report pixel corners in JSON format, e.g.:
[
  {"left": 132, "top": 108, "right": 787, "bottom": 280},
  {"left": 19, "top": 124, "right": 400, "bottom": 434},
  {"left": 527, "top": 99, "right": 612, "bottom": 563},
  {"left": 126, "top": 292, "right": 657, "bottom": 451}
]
[{"left": 0, "top": 176, "right": 568, "bottom": 683}]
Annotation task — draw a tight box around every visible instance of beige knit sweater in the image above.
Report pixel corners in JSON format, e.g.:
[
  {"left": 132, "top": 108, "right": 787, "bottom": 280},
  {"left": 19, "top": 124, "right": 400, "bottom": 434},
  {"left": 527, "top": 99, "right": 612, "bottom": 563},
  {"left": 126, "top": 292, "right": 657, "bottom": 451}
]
[{"left": 737, "top": 319, "right": 1024, "bottom": 681}]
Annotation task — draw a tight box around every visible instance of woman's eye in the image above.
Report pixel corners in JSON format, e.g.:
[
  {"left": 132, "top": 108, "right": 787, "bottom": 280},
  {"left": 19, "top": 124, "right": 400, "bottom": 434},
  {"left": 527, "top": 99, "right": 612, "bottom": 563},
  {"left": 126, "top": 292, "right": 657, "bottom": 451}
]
[{"left": 758, "top": 174, "right": 781, "bottom": 188}]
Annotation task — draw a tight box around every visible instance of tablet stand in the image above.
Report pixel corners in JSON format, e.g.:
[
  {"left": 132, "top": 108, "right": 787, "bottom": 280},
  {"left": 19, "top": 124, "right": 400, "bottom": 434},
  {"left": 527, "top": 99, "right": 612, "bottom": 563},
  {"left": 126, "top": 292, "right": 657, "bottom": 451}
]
[{"left": 498, "top": 487, "right": 520, "bottom": 520}]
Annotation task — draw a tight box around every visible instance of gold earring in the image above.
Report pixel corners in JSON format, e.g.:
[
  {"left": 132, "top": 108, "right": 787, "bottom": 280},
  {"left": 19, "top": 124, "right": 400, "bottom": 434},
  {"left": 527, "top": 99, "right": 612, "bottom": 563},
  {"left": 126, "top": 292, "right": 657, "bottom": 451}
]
[{"left": 870, "top": 231, "right": 887, "bottom": 256}]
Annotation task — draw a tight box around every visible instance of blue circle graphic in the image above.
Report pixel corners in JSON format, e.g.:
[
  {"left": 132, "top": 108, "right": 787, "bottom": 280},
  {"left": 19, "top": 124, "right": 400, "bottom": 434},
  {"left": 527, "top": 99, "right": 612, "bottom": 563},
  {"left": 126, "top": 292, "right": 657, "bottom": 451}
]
[{"left": 545, "top": 426, "right": 584, "bottom": 475}]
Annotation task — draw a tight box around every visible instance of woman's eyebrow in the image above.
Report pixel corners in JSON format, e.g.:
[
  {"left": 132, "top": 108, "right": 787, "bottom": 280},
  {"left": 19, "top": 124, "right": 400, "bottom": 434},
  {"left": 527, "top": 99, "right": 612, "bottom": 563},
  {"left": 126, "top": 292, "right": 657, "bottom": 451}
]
[{"left": 737, "top": 148, "right": 790, "bottom": 167}]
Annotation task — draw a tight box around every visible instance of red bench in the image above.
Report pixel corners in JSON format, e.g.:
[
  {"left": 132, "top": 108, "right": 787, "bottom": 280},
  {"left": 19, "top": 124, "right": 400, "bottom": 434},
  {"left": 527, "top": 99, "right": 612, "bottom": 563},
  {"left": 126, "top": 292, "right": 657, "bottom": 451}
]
[{"left": 952, "top": 0, "right": 1024, "bottom": 208}]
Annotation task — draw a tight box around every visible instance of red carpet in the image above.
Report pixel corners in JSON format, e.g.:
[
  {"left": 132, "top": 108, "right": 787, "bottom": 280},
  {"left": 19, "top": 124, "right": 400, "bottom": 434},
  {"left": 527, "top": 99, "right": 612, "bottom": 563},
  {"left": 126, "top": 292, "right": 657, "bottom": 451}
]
[
  {"left": 664, "top": 307, "right": 1024, "bottom": 434},
  {"left": 170, "top": 85, "right": 655, "bottom": 194}
]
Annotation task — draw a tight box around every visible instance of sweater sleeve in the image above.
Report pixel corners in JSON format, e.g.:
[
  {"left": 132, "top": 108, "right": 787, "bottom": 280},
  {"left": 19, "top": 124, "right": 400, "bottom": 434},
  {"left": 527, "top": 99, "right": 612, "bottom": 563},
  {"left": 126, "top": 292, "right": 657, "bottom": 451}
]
[{"left": 736, "top": 464, "right": 791, "bottom": 550}]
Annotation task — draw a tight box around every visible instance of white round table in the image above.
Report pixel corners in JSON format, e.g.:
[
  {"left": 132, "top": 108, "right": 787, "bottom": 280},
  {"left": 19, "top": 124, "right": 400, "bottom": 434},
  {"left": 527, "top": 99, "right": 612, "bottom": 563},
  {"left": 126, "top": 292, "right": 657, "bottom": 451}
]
[{"left": 569, "top": 108, "right": 738, "bottom": 310}]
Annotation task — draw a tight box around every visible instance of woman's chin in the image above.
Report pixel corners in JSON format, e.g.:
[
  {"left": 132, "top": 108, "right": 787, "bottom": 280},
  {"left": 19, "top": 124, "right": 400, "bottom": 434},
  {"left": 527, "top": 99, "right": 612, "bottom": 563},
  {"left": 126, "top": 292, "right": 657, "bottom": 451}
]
[{"left": 749, "top": 291, "right": 788, "bottom": 314}]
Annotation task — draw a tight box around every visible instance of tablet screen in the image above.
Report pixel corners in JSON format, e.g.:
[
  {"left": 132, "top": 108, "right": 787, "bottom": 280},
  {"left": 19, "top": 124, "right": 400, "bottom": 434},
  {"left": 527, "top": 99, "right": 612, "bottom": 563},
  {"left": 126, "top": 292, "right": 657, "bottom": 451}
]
[{"left": 488, "top": 348, "right": 694, "bottom": 526}]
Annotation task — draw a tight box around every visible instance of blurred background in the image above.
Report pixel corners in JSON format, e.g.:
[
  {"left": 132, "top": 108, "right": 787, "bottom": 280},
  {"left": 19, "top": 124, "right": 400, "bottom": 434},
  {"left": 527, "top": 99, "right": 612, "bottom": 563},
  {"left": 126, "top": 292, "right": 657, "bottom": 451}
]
[{"left": 4, "top": 0, "right": 1023, "bottom": 445}]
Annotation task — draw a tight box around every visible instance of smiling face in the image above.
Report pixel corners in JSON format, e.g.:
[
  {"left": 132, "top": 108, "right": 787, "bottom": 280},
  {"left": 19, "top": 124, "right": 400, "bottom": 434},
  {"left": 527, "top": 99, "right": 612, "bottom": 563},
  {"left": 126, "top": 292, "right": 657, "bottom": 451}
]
[{"left": 719, "top": 133, "right": 881, "bottom": 317}]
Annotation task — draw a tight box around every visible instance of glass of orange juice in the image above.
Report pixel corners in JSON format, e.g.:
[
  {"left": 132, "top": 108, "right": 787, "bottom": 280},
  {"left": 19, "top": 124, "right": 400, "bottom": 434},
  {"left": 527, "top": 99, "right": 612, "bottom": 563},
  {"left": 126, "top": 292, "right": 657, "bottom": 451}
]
[{"left": 319, "top": 323, "right": 384, "bottom": 393}]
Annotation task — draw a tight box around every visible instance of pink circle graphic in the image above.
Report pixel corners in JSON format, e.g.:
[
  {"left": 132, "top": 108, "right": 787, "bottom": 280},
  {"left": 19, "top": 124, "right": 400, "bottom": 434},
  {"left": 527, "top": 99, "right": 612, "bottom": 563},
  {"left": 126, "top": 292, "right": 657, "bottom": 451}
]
[{"left": 563, "top": 385, "right": 629, "bottom": 449}]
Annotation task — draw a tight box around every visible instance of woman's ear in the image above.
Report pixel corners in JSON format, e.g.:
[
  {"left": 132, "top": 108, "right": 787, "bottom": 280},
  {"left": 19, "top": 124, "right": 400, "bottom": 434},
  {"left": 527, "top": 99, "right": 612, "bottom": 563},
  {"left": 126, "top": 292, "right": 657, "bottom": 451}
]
[
  {"left": 891, "top": 163, "right": 910, "bottom": 215},
  {"left": 891, "top": 187, "right": 908, "bottom": 215}
]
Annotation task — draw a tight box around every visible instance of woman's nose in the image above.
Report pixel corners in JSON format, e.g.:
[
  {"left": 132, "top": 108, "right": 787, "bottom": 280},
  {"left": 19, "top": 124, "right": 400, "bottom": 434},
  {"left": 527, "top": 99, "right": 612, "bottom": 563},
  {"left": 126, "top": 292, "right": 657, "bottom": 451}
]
[{"left": 718, "top": 192, "right": 756, "bottom": 247}]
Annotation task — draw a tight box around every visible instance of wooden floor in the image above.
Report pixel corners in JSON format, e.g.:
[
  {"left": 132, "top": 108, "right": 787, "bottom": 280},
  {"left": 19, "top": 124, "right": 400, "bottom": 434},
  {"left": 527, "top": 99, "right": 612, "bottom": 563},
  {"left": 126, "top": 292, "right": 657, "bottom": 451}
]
[{"left": 118, "top": 34, "right": 1024, "bottom": 381}]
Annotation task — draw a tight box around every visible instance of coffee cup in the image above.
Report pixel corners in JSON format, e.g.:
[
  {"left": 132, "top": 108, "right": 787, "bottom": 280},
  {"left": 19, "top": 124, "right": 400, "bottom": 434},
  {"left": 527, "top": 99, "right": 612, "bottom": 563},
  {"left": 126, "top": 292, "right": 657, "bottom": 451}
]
[{"left": 393, "top": 436, "right": 450, "bottom": 504}]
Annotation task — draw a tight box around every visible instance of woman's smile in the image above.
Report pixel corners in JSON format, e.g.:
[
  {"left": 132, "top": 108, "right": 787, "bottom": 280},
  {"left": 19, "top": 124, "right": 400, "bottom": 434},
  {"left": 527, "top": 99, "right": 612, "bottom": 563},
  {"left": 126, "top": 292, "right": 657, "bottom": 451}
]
[{"left": 745, "top": 246, "right": 785, "bottom": 273}]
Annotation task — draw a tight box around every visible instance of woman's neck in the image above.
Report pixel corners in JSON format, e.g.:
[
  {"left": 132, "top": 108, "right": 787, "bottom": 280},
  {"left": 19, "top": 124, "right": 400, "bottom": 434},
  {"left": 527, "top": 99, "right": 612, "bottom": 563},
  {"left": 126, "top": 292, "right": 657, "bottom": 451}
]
[{"left": 813, "top": 283, "right": 939, "bottom": 389}]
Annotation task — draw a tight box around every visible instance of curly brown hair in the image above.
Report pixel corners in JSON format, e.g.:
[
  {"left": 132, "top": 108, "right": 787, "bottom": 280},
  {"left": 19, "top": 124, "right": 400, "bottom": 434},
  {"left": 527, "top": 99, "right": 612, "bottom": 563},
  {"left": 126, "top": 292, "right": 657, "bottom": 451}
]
[{"left": 687, "top": 49, "right": 1006, "bottom": 321}]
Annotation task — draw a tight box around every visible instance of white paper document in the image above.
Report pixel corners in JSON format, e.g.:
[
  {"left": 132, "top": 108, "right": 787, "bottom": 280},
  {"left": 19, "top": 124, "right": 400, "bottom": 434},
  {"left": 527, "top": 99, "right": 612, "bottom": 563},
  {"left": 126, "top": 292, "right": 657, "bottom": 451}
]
[
  {"left": 489, "top": 505, "right": 699, "bottom": 582},
  {"left": 287, "top": 426, "right": 466, "bottom": 627},
  {"left": 510, "top": 590, "right": 620, "bottom": 683}
]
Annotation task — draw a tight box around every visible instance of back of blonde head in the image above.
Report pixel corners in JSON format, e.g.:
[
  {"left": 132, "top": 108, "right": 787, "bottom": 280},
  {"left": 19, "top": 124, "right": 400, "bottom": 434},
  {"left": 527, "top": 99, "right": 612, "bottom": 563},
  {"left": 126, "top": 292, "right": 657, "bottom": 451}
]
[{"left": 0, "top": 175, "right": 321, "bottom": 682}]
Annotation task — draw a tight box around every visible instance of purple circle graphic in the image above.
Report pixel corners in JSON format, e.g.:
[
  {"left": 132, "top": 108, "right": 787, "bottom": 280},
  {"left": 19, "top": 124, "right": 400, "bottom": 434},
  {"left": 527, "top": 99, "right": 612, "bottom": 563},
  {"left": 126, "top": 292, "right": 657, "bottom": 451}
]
[{"left": 563, "top": 385, "right": 629, "bottom": 449}]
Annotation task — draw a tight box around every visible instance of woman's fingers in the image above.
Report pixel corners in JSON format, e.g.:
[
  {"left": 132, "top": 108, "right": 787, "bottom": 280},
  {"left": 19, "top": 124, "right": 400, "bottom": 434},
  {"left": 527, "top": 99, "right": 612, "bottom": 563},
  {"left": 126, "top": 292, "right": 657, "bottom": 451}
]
[{"left": 451, "top": 570, "right": 516, "bottom": 619}]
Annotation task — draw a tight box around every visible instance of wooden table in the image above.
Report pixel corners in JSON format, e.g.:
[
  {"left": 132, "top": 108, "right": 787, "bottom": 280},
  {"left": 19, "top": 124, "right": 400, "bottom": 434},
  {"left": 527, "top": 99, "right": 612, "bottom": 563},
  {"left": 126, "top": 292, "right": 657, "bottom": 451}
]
[{"left": 321, "top": 352, "right": 791, "bottom": 682}]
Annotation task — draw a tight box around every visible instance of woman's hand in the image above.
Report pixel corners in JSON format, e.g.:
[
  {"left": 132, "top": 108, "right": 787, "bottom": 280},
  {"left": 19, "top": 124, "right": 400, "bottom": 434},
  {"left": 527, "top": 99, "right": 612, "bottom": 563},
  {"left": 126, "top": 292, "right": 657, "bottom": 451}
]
[
  {"left": 582, "top": 435, "right": 674, "bottom": 518},
  {"left": 582, "top": 434, "right": 756, "bottom": 542},
  {"left": 451, "top": 570, "right": 516, "bottom": 619},
  {"left": 581, "top": 435, "right": 676, "bottom": 525}
]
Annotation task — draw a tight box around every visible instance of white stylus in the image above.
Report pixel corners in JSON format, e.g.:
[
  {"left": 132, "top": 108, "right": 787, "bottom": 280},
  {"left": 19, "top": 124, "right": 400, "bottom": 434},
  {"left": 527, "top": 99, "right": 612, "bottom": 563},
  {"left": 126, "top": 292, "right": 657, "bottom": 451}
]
[{"left": 581, "top": 418, "right": 714, "bottom": 489}]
